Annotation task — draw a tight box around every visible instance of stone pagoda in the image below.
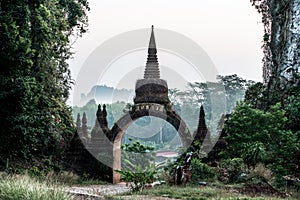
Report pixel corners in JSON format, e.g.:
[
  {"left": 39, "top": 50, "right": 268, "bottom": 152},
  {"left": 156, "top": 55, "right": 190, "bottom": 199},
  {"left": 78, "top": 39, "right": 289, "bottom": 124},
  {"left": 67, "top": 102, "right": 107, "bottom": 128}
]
[{"left": 134, "top": 25, "right": 170, "bottom": 105}]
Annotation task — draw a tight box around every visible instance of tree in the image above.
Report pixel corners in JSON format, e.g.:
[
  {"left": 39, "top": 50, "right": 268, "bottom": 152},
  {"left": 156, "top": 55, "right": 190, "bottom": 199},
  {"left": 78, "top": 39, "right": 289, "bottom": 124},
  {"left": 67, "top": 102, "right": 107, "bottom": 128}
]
[
  {"left": 187, "top": 74, "right": 254, "bottom": 119},
  {"left": 223, "top": 103, "right": 298, "bottom": 177},
  {"left": 244, "top": 82, "right": 266, "bottom": 109},
  {"left": 217, "top": 74, "right": 254, "bottom": 113},
  {"left": 251, "top": 0, "right": 300, "bottom": 105},
  {"left": 0, "top": 0, "right": 89, "bottom": 160},
  {"left": 284, "top": 85, "right": 300, "bottom": 132}
]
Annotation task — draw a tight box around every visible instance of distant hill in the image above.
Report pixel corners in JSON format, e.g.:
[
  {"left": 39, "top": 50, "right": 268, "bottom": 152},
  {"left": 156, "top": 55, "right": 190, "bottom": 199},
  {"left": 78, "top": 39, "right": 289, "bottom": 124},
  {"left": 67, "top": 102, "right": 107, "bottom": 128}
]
[{"left": 80, "top": 85, "right": 134, "bottom": 105}]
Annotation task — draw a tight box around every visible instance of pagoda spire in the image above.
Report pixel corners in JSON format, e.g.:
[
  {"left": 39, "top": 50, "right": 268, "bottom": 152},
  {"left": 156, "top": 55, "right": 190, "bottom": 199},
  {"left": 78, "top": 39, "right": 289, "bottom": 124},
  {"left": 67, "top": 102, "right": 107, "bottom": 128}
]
[{"left": 144, "top": 25, "right": 160, "bottom": 79}]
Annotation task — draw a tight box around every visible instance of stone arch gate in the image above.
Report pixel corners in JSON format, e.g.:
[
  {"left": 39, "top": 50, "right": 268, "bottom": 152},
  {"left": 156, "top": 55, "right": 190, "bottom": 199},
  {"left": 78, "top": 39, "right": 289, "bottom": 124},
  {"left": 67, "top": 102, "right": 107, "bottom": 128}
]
[
  {"left": 96, "top": 26, "right": 194, "bottom": 183},
  {"left": 75, "top": 26, "right": 216, "bottom": 184},
  {"left": 111, "top": 102, "right": 192, "bottom": 183}
]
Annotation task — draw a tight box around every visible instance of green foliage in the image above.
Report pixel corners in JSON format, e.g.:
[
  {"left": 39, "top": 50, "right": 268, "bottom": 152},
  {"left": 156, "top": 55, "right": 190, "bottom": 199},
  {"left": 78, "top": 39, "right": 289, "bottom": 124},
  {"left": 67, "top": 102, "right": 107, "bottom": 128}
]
[
  {"left": 165, "top": 142, "right": 215, "bottom": 184},
  {"left": 190, "top": 159, "right": 216, "bottom": 182},
  {"left": 284, "top": 86, "right": 300, "bottom": 132},
  {"left": 242, "top": 142, "right": 266, "bottom": 168},
  {"left": 116, "top": 165, "right": 156, "bottom": 192},
  {"left": 250, "top": 0, "right": 272, "bottom": 85},
  {"left": 187, "top": 141, "right": 206, "bottom": 159},
  {"left": 117, "top": 140, "right": 157, "bottom": 192},
  {"left": 28, "top": 166, "right": 43, "bottom": 178},
  {"left": 219, "top": 158, "right": 247, "bottom": 182},
  {"left": 121, "top": 140, "right": 155, "bottom": 172},
  {"left": 122, "top": 140, "right": 155, "bottom": 153},
  {"left": 244, "top": 82, "right": 266, "bottom": 109},
  {"left": 0, "top": 0, "right": 89, "bottom": 160},
  {"left": 223, "top": 103, "right": 299, "bottom": 180}
]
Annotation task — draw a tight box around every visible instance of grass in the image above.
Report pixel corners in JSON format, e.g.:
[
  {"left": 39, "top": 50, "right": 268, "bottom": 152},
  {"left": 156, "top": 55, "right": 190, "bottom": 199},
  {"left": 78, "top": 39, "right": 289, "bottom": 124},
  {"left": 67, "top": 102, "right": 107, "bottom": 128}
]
[
  {"left": 1, "top": 171, "right": 299, "bottom": 200},
  {"left": 0, "top": 173, "right": 72, "bottom": 200},
  {"left": 44, "top": 170, "right": 110, "bottom": 186},
  {"left": 107, "top": 184, "right": 299, "bottom": 200},
  {"left": 129, "top": 185, "right": 254, "bottom": 200}
]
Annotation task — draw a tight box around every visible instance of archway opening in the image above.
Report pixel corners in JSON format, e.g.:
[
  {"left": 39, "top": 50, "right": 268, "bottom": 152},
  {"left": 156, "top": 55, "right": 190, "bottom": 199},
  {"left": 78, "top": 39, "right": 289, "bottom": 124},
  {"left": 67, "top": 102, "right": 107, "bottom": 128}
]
[
  {"left": 112, "top": 111, "right": 191, "bottom": 184},
  {"left": 121, "top": 116, "right": 182, "bottom": 168}
]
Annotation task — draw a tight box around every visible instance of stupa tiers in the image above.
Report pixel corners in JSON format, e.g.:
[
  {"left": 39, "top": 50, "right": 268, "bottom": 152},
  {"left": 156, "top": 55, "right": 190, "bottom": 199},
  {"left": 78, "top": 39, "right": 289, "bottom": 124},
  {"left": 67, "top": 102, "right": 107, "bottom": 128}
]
[{"left": 134, "top": 25, "right": 170, "bottom": 105}]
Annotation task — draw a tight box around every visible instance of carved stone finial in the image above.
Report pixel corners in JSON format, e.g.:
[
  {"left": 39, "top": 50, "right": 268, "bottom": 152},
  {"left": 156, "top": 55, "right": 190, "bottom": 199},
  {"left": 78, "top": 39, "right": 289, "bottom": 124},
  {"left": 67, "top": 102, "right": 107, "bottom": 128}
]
[
  {"left": 194, "top": 105, "right": 211, "bottom": 149},
  {"left": 97, "top": 104, "right": 102, "bottom": 119},
  {"left": 76, "top": 113, "right": 81, "bottom": 128},
  {"left": 144, "top": 25, "right": 160, "bottom": 79},
  {"left": 103, "top": 104, "right": 107, "bottom": 117},
  {"left": 200, "top": 105, "right": 205, "bottom": 119},
  {"left": 82, "top": 112, "right": 87, "bottom": 124},
  {"left": 81, "top": 112, "right": 88, "bottom": 139}
]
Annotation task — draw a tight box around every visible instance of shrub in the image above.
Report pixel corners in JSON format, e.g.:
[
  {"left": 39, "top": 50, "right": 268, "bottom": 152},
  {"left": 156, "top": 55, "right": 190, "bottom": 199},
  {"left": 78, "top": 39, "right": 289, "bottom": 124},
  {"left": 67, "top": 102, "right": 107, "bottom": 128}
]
[
  {"left": 219, "top": 158, "right": 247, "bottom": 182},
  {"left": 117, "top": 139, "right": 157, "bottom": 192},
  {"left": 121, "top": 140, "right": 155, "bottom": 172},
  {"left": 223, "top": 103, "right": 299, "bottom": 181},
  {"left": 116, "top": 165, "right": 156, "bottom": 192},
  {"left": 191, "top": 158, "right": 216, "bottom": 182},
  {"left": 28, "top": 166, "right": 43, "bottom": 178}
]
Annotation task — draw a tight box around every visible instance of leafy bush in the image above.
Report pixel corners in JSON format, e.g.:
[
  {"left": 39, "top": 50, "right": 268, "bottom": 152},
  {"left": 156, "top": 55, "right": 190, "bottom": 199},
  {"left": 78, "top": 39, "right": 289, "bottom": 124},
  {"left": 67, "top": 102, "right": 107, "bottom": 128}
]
[
  {"left": 116, "top": 165, "right": 156, "bottom": 192},
  {"left": 219, "top": 158, "right": 247, "bottom": 182},
  {"left": 241, "top": 142, "right": 266, "bottom": 168},
  {"left": 0, "top": 174, "right": 71, "bottom": 200},
  {"left": 116, "top": 139, "right": 157, "bottom": 192},
  {"left": 121, "top": 140, "right": 155, "bottom": 172},
  {"left": 28, "top": 166, "right": 43, "bottom": 178},
  {"left": 284, "top": 87, "right": 300, "bottom": 132},
  {"left": 223, "top": 103, "right": 299, "bottom": 180},
  {"left": 190, "top": 158, "right": 216, "bottom": 182}
]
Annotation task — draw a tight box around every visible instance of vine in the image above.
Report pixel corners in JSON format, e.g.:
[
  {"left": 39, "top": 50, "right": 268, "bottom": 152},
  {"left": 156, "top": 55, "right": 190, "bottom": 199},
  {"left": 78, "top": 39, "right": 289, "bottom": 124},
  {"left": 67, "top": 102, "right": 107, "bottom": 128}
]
[{"left": 250, "top": 0, "right": 273, "bottom": 83}]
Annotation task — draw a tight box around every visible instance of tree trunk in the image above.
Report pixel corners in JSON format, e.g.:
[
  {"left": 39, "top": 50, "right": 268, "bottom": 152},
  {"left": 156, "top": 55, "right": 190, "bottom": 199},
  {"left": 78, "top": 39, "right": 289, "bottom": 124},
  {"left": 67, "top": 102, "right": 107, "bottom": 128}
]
[{"left": 268, "top": 0, "right": 300, "bottom": 90}]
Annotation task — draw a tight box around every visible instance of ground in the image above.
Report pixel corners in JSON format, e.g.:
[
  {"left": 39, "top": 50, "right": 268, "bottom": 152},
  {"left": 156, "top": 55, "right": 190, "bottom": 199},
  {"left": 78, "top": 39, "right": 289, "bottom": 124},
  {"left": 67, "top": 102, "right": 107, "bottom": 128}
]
[{"left": 66, "top": 182, "right": 300, "bottom": 200}]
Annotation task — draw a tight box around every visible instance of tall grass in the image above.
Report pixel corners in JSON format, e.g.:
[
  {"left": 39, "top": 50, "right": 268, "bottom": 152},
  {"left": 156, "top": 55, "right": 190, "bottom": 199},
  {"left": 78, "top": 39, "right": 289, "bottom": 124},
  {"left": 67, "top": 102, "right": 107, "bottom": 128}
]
[{"left": 0, "top": 174, "right": 72, "bottom": 200}]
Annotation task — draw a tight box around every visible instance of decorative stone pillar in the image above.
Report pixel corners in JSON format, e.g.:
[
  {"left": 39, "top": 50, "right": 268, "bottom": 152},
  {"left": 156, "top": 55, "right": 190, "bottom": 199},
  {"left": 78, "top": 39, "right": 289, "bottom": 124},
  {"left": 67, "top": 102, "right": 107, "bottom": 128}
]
[
  {"left": 82, "top": 112, "right": 89, "bottom": 139},
  {"left": 76, "top": 113, "right": 82, "bottom": 135},
  {"left": 194, "top": 105, "right": 211, "bottom": 153},
  {"left": 102, "top": 104, "right": 108, "bottom": 128}
]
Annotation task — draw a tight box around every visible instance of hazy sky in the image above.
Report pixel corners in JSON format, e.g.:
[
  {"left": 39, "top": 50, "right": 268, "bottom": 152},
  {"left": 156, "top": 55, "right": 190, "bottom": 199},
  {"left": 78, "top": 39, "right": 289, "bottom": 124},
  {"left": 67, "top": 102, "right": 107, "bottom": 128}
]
[{"left": 69, "top": 0, "right": 264, "bottom": 104}]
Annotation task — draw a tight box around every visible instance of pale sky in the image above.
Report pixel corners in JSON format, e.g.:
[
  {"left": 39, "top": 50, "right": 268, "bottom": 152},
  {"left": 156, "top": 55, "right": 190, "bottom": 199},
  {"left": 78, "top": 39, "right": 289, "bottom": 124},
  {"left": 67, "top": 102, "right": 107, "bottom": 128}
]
[{"left": 69, "top": 0, "right": 264, "bottom": 105}]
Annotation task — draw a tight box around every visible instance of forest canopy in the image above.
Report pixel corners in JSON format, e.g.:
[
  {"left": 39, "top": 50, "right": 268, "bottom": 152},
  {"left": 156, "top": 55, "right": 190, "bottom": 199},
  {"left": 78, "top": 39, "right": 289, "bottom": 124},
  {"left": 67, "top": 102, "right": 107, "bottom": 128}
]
[{"left": 0, "top": 0, "right": 89, "bottom": 160}]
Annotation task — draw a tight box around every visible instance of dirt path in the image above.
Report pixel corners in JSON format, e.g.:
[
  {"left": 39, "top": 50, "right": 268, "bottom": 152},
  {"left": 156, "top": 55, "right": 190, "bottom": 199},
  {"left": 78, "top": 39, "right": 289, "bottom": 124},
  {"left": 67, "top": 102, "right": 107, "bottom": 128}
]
[
  {"left": 65, "top": 184, "right": 130, "bottom": 199},
  {"left": 65, "top": 184, "right": 178, "bottom": 200}
]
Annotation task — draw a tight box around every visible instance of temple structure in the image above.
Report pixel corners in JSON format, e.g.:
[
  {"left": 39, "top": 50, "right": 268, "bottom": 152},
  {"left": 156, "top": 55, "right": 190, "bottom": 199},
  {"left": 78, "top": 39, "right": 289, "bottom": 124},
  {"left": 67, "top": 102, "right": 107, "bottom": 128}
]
[
  {"left": 134, "top": 25, "right": 170, "bottom": 105},
  {"left": 73, "top": 26, "right": 220, "bottom": 184},
  {"left": 110, "top": 26, "right": 192, "bottom": 183}
]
